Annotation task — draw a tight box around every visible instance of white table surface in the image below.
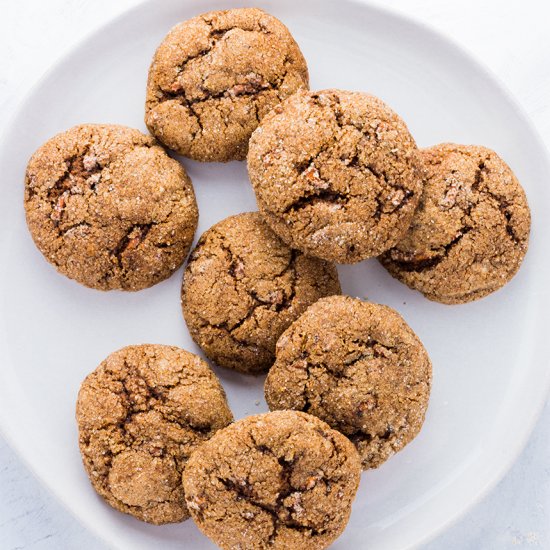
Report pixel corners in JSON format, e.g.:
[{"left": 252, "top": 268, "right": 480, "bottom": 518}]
[{"left": 1, "top": 0, "right": 549, "bottom": 548}]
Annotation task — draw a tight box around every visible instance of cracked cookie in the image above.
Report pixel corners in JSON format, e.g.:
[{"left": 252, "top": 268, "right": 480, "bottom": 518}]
[
  {"left": 181, "top": 212, "right": 341, "bottom": 374},
  {"left": 183, "top": 410, "right": 361, "bottom": 550},
  {"left": 379, "top": 144, "right": 531, "bottom": 304},
  {"left": 145, "top": 8, "right": 309, "bottom": 162},
  {"left": 247, "top": 89, "right": 423, "bottom": 263},
  {"left": 76, "top": 344, "right": 233, "bottom": 524},
  {"left": 24, "top": 124, "right": 198, "bottom": 291},
  {"left": 265, "top": 296, "right": 431, "bottom": 469}
]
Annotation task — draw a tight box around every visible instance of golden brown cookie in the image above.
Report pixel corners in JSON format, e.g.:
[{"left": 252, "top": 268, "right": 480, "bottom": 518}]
[
  {"left": 25, "top": 124, "right": 198, "bottom": 291},
  {"left": 76, "top": 344, "right": 233, "bottom": 524},
  {"left": 181, "top": 212, "right": 341, "bottom": 374},
  {"left": 248, "top": 89, "right": 423, "bottom": 263},
  {"left": 183, "top": 410, "right": 361, "bottom": 550},
  {"left": 379, "top": 144, "right": 531, "bottom": 304},
  {"left": 265, "top": 296, "right": 431, "bottom": 469},
  {"left": 145, "top": 8, "right": 309, "bottom": 162}
]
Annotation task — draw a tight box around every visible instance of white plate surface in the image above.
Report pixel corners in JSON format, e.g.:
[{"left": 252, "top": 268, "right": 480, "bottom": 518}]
[{"left": 1, "top": 1, "right": 550, "bottom": 549}]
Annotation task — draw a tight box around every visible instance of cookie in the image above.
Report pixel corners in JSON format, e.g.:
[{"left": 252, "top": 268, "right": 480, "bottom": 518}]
[
  {"left": 183, "top": 410, "right": 361, "bottom": 550},
  {"left": 25, "top": 124, "right": 198, "bottom": 291},
  {"left": 76, "top": 344, "right": 233, "bottom": 524},
  {"left": 247, "top": 89, "right": 423, "bottom": 263},
  {"left": 145, "top": 8, "right": 309, "bottom": 162},
  {"left": 265, "top": 296, "right": 431, "bottom": 469},
  {"left": 181, "top": 212, "right": 341, "bottom": 374},
  {"left": 379, "top": 144, "right": 531, "bottom": 304}
]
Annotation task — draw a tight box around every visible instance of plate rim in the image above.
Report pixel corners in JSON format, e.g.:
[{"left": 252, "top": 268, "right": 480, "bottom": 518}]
[{"left": 1, "top": 0, "right": 549, "bottom": 548}]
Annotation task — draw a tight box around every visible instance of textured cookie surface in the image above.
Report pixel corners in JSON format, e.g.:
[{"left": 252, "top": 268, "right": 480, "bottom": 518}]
[
  {"left": 76, "top": 344, "right": 233, "bottom": 524},
  {"left": 379, "top": 144, "right": 531, "bottom": 303},
  {"left": 183, "top": 411, "right": 361, "bottom": 550},
  {"left": 25, "top": 124, "right": 198, "bottom": 291},
  {"left": 248, "top": 89, "right": 422, "bottom": 263},
  {"left": 181, "top": 212, "right": 341, "bottom": 374},
  {"left": 265, "top": 296, "right": 431, "bottom": 469},
  {"left": 145, "top": 8, "right": 308, "bottom": 162}
]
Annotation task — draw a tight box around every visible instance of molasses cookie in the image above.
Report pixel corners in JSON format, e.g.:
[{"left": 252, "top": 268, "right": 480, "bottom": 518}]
[
  {"left": 25, "top": 124, "right": 198, "bottom": 291},
  {"left": 248, "top": 89, "right": 423, "bottom": 263},
  {"left": 183, "top": 410, "right": 361, "bottom": 550},
  {"left": 265, "top": 296, "right": 431, "bottom": 469},
  {"left": 145, "top": 8, "right": 309, "bottom": 162},
  {"left": 379, "top": 144, "right": 531, "bottom": 304},
  {"left": 181, "top": 212, "right": 341, "bottom": 374},
  {"left": 76, "top": 344, "right": 233, "bottom": 524}
]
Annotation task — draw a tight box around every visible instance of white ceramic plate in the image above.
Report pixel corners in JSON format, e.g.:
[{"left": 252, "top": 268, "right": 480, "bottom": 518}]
[{"left": 1, "top": 1, "right": 549, "bottom": 548}]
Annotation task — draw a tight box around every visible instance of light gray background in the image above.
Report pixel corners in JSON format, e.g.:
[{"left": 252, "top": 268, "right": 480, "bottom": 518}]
[{"left": 0, "top": 0, "right": 549, "bottom": 548}]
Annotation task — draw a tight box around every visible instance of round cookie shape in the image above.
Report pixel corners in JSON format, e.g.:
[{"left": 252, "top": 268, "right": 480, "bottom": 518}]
[
  {"left": 76, "top": 344, "right": 233, "bottom": 524},
  {"left": 145, "top": 8, "right": 309, "bottom": 162},
  {"left": 247, "top": 89, "right": 423, "bottom": 263},
  {"left": 265, "top": 296, "right": 432, "bottom": 469},
  {"left": 183, "top": 410, "right": 361, "bottom": 550},
  {"left": 181, "top": 212, "right": 341, "bottom": 374},
  {"left": 25, "top": 124, "right": 198, "bottom": 291},
  {"left": 379, "top": 144, "right": 531, "bottom": 304}
]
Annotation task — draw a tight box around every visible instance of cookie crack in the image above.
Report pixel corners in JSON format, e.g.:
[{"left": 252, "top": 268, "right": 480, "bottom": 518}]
[
  {"left": 283, "top": 184, "right": 350, "bottom": 214},
  {"left": 60, "top": 221, "right": 91, "bottom": 236},
  {"left": 387, "top": 155, "right": 524, "bottom": 272},
  {"left": 248, "top": 431, "right": 344, "bottom": 495},
  {"left": 386, "top": 226, "right": 473, "bottom": 272},
  {"left": 343, "top": 338, "right": 399, "bottom": 364},
  {"left": 347, "top": 427, "right": 391, "bottom": 445},
  {"left": 157, "top": 22, "right": 285, "bottom": 122},
  {"left": 112, "top": 223, "right": 154, "bottom": 267},
  {"left": 277, "top": 94, "right": 414, "bottom": 220},
  {"left": 171, "top": 23, "right": 243, "bottom": 77},
  {"left": 297, "top": 340, "right": 409, "bottom": 444},
  {"left": 217, "top": 455, "right": 327, "bottom": 542},
  {"left": 471, "top": 160, "right": 487, "bottom": 193},
  {"left": 196, "top": 241, "right": 298, "bottom": 336},
  {"left": 181, "top": 20, "right": 272, "bottom": 70},
  {"left": 161, "top": 76, "right": 283, "bottom": 109},
  {"left": 473, "top": 161, "right": 522, "bottom": 245},
  {"left": 97, "top": 357, "right": 218, "bottom": 438},
  {"left": 45, "top": 149, "right": 103, "bottom": 228}
]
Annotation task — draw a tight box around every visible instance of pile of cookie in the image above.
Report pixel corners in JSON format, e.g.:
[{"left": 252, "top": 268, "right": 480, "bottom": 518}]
[{"left": 24, "top": 7, "right": 531, "bottom": 550}]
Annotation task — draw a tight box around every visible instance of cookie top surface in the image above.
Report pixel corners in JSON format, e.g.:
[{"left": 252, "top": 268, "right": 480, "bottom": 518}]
[
  {"left": 183, "top": 410, "right": 361, "bottom": 550},
  {"left": 25, "top": 124, "right": 198, "bottom": 291},
  {"left": 379, "top": 144, "right": 531, "bottom": 304},
  {"left": 181, "top": 212, "right": 341, "bottom": 374},
  {"left": 247, "top": 89, "right": 422, "bottom": 263},
  {"left": 265, "top": 296, "right": 432, "bottom": 469},
  {"left": 76, "top": 344, "right": 233, "bottom": 524},
  {"left": 145, "top": 8, "right": 308, "bottom": 162}
]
